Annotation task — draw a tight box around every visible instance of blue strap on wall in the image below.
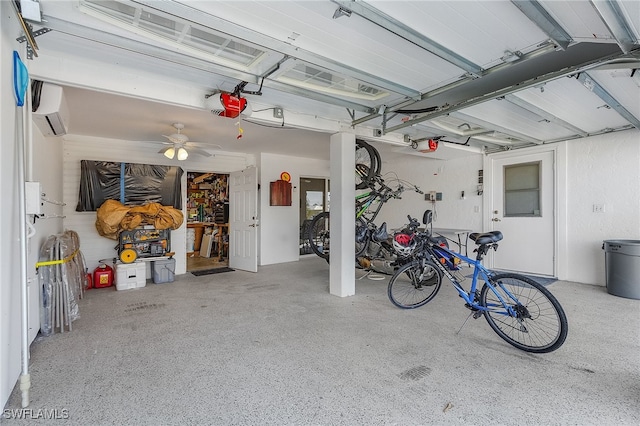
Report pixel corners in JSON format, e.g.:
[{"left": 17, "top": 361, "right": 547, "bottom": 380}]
[{"left": 120, "top": 162, "right": 126, "bottom": 203}]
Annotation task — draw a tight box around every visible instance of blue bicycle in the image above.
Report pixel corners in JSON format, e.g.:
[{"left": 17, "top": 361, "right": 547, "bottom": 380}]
[{"left": 388, "top": 210, "right": 568, "bottom": 353}]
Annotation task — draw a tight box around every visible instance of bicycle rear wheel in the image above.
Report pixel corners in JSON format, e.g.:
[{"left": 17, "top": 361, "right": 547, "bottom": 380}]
[
  {"left": 308, "top": 212, "right": 330, "bottom": 260},
  {"left": 388, "top": 260, "right": 442, "bottom": 309},
  {"left": 481, "top": 273, "right": 568, "bottom": 353},
  {"left": 355, "top": 218, "right": 368, "bottom": 257},
  {"left": 356, "top": 140, "right": 381, "bottom": 189}
]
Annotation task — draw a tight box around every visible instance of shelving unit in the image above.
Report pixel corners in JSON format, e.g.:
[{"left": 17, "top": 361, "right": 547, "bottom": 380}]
[
  {"left": 186, "top": 172, "right": 230, "bottom": 271},
  {"left": 187, "top": 172, "right": 229, "bottom": 222}
]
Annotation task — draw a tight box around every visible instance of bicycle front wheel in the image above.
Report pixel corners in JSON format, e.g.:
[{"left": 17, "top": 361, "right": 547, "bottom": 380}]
[
  {"left": 355, "top": 140, "right": 380, "bottom": 189},
  {"left": 308, "top": 212, "right": 330, "bottom": 260},
  {"left": 388, "top": 260, "right": 442, "bottom": 309},
  {"left": 481, "top": 273, "right": 568, "bottom": 353}
]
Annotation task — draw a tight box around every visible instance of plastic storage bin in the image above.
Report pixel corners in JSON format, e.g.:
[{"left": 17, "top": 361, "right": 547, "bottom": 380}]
[
  {"left": 116, "top": 261, "right": 146, "bottom": 290},
  {"left": 603, "top": 240, "right": 640, "bottom": 299},
  {"left": 152, "top": 258, "right": 175, "bottom": 284}
]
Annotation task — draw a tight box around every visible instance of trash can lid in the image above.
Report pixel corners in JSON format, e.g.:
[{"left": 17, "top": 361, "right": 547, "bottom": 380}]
[{"left": 603, "top": 240, "right": 640, "bottom": 256}]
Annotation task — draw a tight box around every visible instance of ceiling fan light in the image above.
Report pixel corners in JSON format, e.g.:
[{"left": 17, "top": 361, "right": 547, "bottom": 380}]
[
  {"left": 164, "top": 147, "right": 176, "bottom": 159},
  {"left": 177, "top": 147, "right": 189, "bottom": 160}
]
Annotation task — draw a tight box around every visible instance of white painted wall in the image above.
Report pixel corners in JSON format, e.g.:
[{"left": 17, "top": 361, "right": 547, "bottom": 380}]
[
  {"left": 0, "top": 2, "right": 24, "bottom": 406},
  {"left": 564, "top": 130, "right": 640, "bottom": 285},
  {"left": 1, "top": 1, "right": 64, "bottom": 407},
  {"left": 375, "top": 153, "right": 485, "bottom": 235},
  {"left": 258, "top": 152, "right": 330, "bottom": 265},
  {"left": 376, "top": 130, "right": 640, "bottom": 286},
  {"left": 62, "top": 135, "right": 252, "bottom": 276}
]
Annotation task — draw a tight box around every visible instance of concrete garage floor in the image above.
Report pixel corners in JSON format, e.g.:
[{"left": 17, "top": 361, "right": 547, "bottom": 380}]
[{"left": 5, "top": 256, "right": 640, "bottom": 425}]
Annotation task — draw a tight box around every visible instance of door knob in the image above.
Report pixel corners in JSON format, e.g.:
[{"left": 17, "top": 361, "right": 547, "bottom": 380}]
[{"left": 491, "top": 218, "right": 501, "bottom": 222}]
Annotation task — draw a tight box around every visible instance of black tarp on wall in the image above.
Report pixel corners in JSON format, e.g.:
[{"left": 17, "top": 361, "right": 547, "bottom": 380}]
[{"left": 76, "top": 160, "right": 183, "bottom": 211}]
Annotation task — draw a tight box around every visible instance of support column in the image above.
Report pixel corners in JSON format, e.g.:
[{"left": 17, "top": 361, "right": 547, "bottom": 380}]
[{"left": 329, "top": 133, "right": 355, "bottom": 297}]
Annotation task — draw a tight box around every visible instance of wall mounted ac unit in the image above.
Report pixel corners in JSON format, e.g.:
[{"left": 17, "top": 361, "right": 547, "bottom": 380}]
[{"left": 32, "top": 83, "right": 69, "bottom": 137}]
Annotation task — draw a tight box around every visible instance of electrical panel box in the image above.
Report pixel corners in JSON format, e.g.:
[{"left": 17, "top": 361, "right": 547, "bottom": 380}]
[{"left": 25, "top": 181, "right": 43, "bottom": 215}]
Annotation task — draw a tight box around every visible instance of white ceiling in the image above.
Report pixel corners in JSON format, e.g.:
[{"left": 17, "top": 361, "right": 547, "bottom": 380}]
[{"left": 15, "top": 0, "right": 640, "bottom": 161}]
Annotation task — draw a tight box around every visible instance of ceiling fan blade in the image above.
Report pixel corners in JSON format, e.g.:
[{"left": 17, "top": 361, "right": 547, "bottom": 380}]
[
  {"left": 187, "top": 146, "right": 212, "bottom": 157},
  {"left": 186, "top": 141, "right": 223, "bottom": 150},
  {"left": 162, "top": 134, "right": 178, "bottom": 144}
]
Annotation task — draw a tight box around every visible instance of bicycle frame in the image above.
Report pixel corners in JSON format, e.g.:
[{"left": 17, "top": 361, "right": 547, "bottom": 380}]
[
  {"left": 426, "top": 243, "right": 519, "bottom": 317},
  {"left": 355, "top": 189, "right": 388, "bottom": 222}
]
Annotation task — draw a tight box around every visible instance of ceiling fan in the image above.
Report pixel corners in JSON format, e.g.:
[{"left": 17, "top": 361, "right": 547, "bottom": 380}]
[{"left": 157, "top": 123, "right": 222, "bottom": 160}]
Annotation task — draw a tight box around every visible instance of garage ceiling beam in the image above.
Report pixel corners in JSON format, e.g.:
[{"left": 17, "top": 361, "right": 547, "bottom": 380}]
[
  {"left": 381, "top": 47, "right": 631, "bottom": 135},
  {"left": 504, "top": 94, "right": 589, "bottom": 137},
  {"left": 331, "top": 0, "right": 483, "bottom": 78},
  {"left": 590, "top": 0, "right": 638, "bottom": 54},
  {"left": 450, "top": 112, "right": 543, "bottom": 145},
  {"left": 511, "top": 0, "right": 573, "bottom": 50},
  {"left": 576, "top": 72, "right": 640, "bottom": 129}
]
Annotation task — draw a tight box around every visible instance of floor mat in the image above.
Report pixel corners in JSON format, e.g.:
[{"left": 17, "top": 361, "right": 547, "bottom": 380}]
[{"left": 191, "top": 267, "right": 235, "bottom": 276}]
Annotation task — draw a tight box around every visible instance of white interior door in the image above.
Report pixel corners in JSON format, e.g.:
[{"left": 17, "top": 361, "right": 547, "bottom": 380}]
[
  {"left": 489, "top": 150, "right": 555, "bottom": 276},
  {"left": 229, "top": 166, "right": 258, "bottom": 272}
]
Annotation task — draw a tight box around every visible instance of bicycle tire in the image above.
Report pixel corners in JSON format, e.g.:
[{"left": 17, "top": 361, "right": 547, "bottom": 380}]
[
  {"left": 308, "top": 211, "right": 330, "bottom": 260},
  {"left": 355, "top": 218, "right": 368, "bottom": 258},
  {"left": 480, "top": 273, "right": 568, "bottom": 353},
  {"left": 368, "top": 140, "right": 382, "bottom": 176},
  {"left": 355, "top": 140, "right": 380, "bottom": 189},
  {"left": 388, "top": 260, "right": 442, "bottom": 309}
]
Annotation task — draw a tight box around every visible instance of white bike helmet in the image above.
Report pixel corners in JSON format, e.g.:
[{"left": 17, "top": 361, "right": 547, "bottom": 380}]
[{"left": 393, "top": 232, "right": 416, "bottom": 256}]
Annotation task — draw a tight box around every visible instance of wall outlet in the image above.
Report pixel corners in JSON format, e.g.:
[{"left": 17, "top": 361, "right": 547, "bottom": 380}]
[
  {"left": 593, "top": 204, "right": 605, "bottom": 213},
  {"left": 273, "top": 107, "right": 283, "bottom": 118}
]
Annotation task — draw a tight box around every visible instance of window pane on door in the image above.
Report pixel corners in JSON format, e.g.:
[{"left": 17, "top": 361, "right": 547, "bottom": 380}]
[
  {"left": 306, "top": 191, "right": 325, "bottom": 219},
  {"left": 504, "top": 162, "right": 540, "bottom": 217}
]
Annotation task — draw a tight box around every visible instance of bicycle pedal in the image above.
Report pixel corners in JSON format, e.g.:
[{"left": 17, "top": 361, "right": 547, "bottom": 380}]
[{"left": 472, "top": 311, "right": 483, "bottom": 319}]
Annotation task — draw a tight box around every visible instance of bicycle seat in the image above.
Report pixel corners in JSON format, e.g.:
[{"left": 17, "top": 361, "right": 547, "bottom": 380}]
[
  {"left": 372, "top": 222, "right": 389, "bottom": 243},
  {"left": 469, "top": 231, "right": 503, "bottom": 245}
]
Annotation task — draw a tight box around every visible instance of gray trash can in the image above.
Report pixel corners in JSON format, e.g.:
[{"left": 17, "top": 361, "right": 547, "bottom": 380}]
[{"left": 603, "top": 240, "right": 640, "bottom": 299}]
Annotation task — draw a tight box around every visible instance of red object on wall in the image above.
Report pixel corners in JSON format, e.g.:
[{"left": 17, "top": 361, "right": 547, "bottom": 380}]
[{"left": 93, "top": 264, "right": 114, "bottom": 288}]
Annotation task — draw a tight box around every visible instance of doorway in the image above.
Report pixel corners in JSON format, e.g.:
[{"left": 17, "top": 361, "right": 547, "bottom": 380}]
[
  {"left": 486, "top": 149, "right": 556, "bottom": 276},
  {"left": 300, "top": 177, "right": 329, "bottom": 255},
  {"left": 186, "top": 171, "right": 230, "bottom": 272}
]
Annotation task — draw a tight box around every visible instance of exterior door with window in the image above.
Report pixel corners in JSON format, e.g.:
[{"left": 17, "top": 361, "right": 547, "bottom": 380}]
[{"left": 488, "top": 150, "right": 555, "bottom": 276}]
